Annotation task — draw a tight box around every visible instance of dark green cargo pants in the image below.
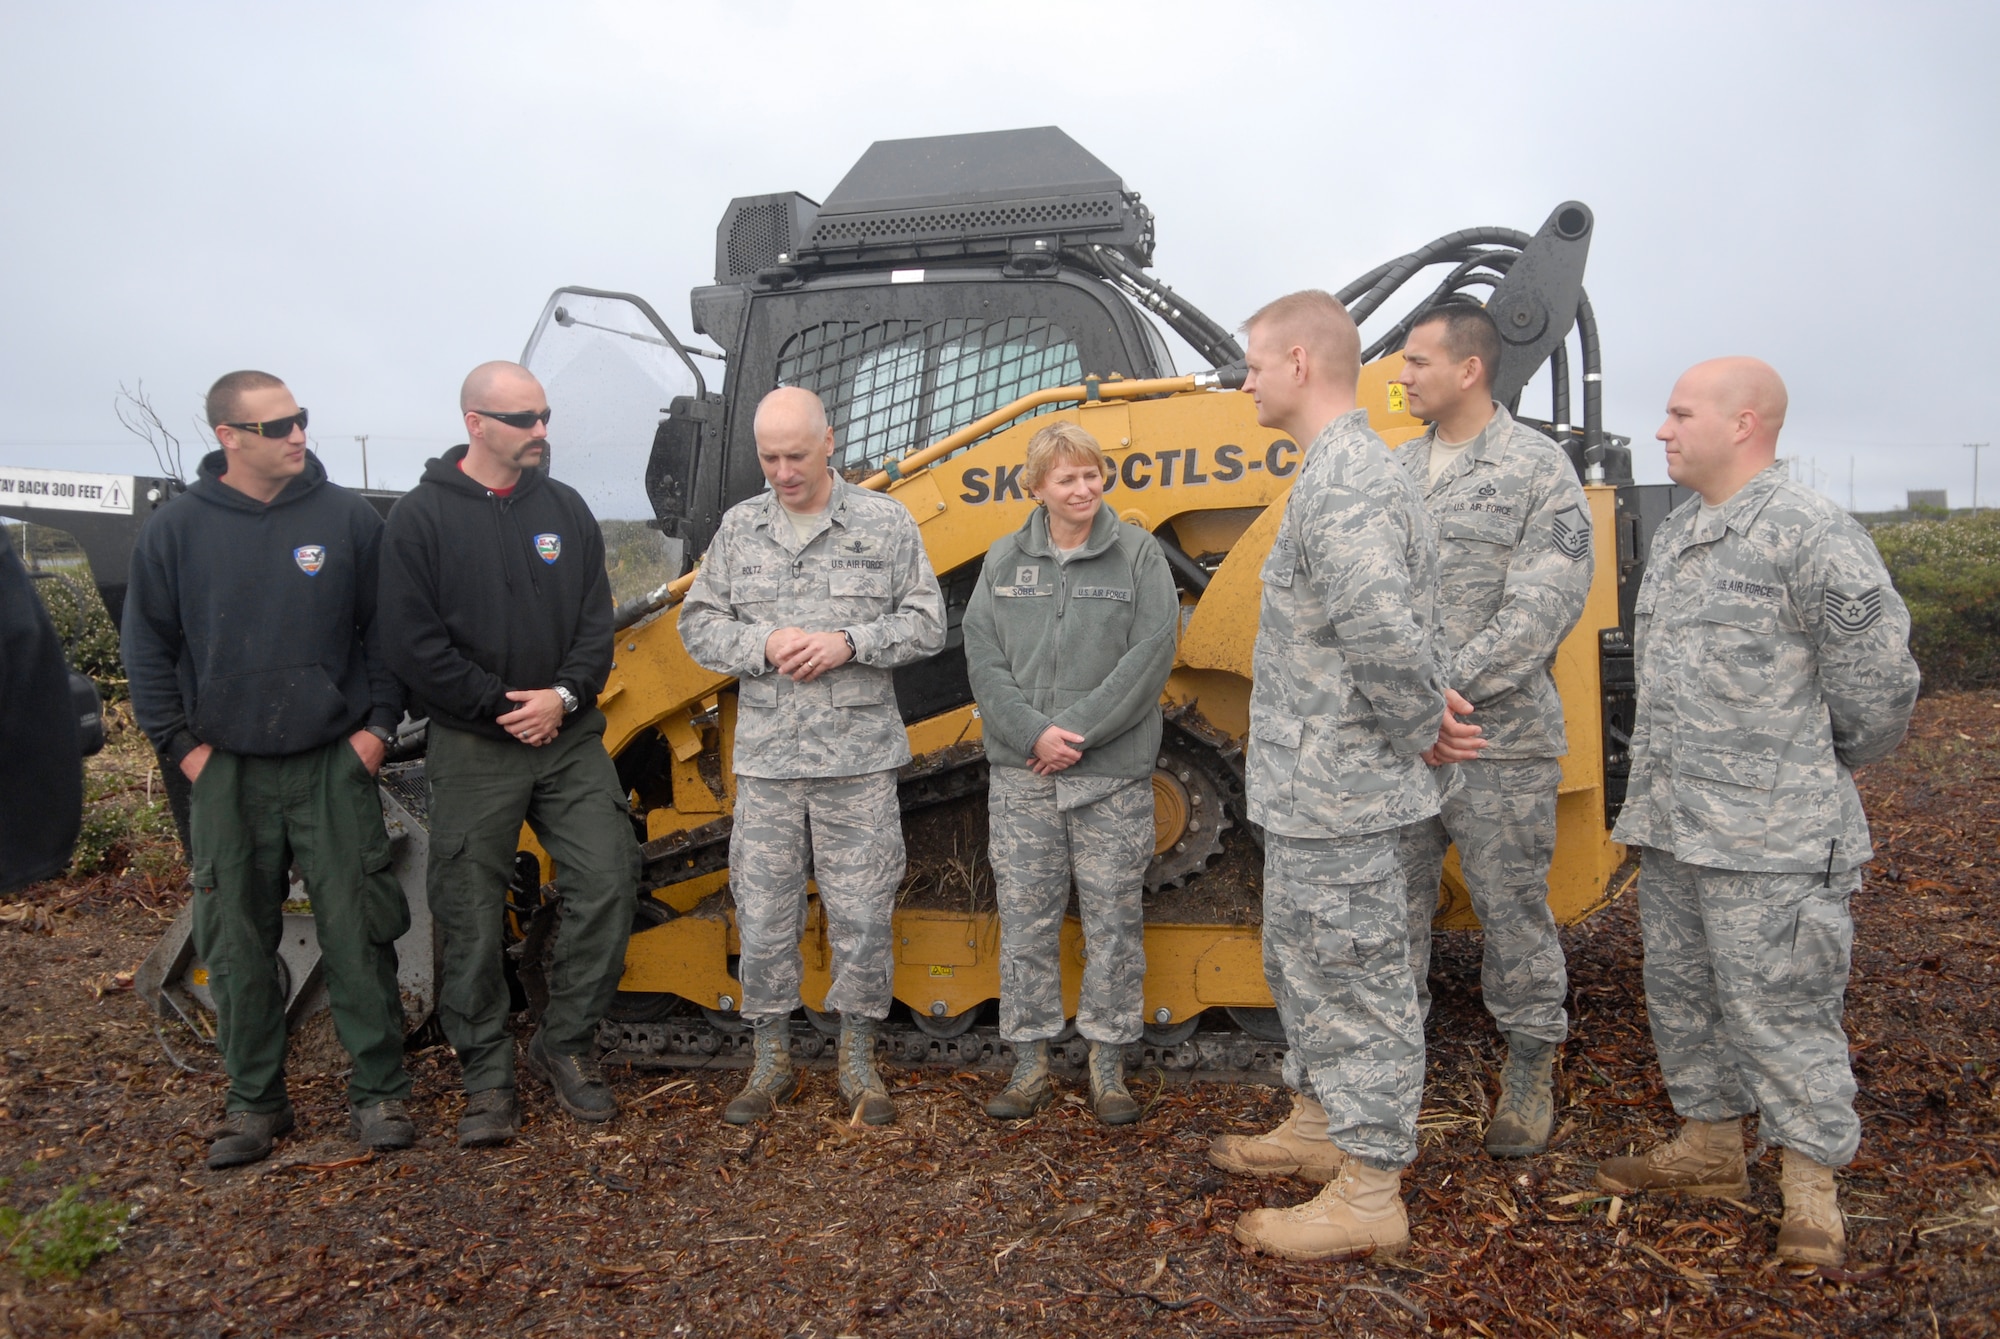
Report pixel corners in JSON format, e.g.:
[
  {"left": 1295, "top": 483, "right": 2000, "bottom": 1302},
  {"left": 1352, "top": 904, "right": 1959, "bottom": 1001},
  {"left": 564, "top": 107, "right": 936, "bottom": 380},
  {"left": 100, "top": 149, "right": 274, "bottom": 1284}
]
[
  {"left": 188, "top": 740, "right": 411, "bottom": 1114},
  {"left": 425, "top": 710, "right": 640, "bottom": 1093}
]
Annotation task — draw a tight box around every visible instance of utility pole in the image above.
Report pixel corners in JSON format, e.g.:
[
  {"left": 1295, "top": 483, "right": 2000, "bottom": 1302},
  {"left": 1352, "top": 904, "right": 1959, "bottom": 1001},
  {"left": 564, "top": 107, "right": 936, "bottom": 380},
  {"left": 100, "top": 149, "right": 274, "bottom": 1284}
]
[
  {"left": 1849, "top": 456, "right": 1855, "bottom": 512},
  {"left": 354, "top": 435, "right": 371, "bottom": 491},
  {"left": 1968, "top": 443, "right": 1988, "bottom": 515}
]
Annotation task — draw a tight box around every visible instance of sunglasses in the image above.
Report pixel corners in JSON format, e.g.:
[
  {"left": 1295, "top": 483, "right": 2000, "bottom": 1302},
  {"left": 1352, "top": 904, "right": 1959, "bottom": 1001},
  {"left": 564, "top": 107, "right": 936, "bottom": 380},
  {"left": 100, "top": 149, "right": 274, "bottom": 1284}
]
[
  {"left": 222, "top": 408, "right": 309, "bottom": 438},
  {"left": 472, "top": 408, "right": 554, "bottom": 430}
]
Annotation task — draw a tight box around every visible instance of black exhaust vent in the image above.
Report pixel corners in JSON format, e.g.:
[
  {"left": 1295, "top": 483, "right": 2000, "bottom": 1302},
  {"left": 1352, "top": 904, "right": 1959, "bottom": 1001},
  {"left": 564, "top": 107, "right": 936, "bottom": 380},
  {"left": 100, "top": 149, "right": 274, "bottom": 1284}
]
[{"left": 715, "top": 192, "right": 820, "bottom": 284}]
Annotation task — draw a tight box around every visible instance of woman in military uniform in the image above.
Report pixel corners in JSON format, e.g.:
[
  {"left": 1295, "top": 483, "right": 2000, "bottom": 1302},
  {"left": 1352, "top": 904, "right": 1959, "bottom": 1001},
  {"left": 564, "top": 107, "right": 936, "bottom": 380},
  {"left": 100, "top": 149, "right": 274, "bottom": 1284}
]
[{"left": 962, "top": 421, "right": 1178, "bottom": 1124}]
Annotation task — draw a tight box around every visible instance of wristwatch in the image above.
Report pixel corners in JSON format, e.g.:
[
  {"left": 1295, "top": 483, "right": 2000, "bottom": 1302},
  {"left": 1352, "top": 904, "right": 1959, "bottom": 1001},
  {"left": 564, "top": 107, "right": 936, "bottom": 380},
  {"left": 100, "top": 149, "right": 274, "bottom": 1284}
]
[
  {"left": 365, "top": 725, "right": 395, "bottom": 746},
  {"left": 553, "top": 685, "right": 580, "bottom": 715}
]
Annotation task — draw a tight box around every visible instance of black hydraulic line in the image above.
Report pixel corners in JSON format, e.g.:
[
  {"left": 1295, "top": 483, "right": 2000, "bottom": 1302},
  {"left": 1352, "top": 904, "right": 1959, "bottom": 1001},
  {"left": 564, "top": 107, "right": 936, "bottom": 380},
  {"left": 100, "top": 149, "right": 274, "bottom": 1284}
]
[
  {"left": 1358, "top": 250, "right": 1518, "bottom": 363},
  {"left": 1334, "top": 258, "right": 1397, "bottom": 306},
  {"left": 1153, "top": 528, "right": 1212, "bottom": 593},
  {"left": 1067, "top": 245, "right": 1243, "bottom": 366},
  {"left": 1550, "top": 338, "right": 1571, "bottom": 432},
  {"left": 1576, "top": 289, "right": 1603, "bottom": 464},
  {"left": 1347, "top": 226, "right": 1533, "bottom": 325}
]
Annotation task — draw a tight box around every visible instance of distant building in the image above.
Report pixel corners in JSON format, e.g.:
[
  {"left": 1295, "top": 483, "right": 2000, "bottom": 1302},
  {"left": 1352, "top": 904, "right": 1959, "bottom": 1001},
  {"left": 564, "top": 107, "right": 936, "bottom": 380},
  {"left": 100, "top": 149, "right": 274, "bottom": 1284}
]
[{"left": 1908, "top": 489, "right": 1949, "bottom": 511}]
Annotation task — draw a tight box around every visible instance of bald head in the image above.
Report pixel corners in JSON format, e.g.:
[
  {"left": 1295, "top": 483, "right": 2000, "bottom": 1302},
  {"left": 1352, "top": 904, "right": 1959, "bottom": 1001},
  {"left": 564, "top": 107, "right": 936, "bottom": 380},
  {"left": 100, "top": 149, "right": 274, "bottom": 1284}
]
[
  {"left": 1658, "top": 356, "right": 1790, "bottom": 504},
  {"left": 1682, "top": 357, "right": 1788, "bottom": 441},
  {"left": 461, "top": 360, "right": 542, "bottom": 413},
  {"left": 754, "top": 386, "right": 836, "bottom": 513},
  {"left": 754, "top": 385, "right": 830, "bottom": 441},
  {"left": 1241, "top": 290, "right": 1363, "bottom": 445}
]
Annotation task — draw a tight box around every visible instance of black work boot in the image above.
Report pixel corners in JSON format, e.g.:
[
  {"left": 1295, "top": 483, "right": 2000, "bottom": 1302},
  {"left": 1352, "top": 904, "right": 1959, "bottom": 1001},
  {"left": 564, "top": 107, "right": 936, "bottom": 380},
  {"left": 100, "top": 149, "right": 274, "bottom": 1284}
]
[
  {"left": 349, "top": 1099, "right": 416, "bottom": 1151},
  {"left": 457, "top": 1088, "right": 520, "bottom": 1148},
  {"left": 837, "top": 1016, "right": 896, "bottom": 1125},
  {"left": 985, "top": 1040, "right": 1053, "bottom": 1120},
  {"left": 526, "top": 1031, "right": 617, "bottom": 1123},
  {"left": 723, "top": 1016, "right": 802, "bottom": 1125},
  {"left": 207, "top": 1103, "right": 296, "bottom": 1170}
]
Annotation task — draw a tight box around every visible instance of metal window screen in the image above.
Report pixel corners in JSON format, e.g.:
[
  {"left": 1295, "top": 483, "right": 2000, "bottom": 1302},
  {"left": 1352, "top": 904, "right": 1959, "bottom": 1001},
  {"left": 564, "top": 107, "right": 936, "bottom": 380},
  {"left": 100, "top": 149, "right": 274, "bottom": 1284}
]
[{"left": 775, "top": 316, "right": 1082, "bottom": 472}]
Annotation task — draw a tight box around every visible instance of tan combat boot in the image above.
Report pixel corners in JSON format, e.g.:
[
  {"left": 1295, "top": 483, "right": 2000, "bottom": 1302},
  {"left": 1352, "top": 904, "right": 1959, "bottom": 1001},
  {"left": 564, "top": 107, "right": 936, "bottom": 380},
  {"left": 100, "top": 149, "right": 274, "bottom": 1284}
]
[
  {"left": 1595, "top": 1117, "right": 1750, "bottom": 1198},
  {"left": 1086, "top": 1041, "right": 1142, "bottom": 1126},
  {"left": 837, "top": 1015, "right": 896, "bottom": 1125},
  {"left": 1485, "top": 1033, "right": 1557, "bottom": 1158},
  {"left": 1775, "top": 1147, "right": 1846, "bottom": 1267},
  {"left": 1209, "top": 1093, "right": 1347, "bottom": 1183},
  {"left": 723, "top": 1016, "right": 801, "bottom": 1125},
  {"left": 1232, "top": 1157, "right": 1409, "bottom": 1261}
]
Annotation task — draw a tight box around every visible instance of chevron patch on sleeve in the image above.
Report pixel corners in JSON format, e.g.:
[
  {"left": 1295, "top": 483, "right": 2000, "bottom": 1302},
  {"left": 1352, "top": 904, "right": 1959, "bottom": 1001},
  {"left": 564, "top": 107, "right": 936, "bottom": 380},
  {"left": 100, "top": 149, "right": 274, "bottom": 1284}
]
[
  {"left": 1824, "top": 586, "right": 1884, "bottom": 634},
  {"left": 1550, "top": 506, "right": 1591, "bottom": 562}
]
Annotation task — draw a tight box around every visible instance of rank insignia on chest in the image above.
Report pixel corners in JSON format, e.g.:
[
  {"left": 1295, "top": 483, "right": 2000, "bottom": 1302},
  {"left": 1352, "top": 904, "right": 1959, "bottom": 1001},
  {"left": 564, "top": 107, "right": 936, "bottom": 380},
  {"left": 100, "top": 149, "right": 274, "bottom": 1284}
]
[
  {"left": 293, "top": 545, "right": 326, "bottom": 575},
  {"left": 534, "top": 533, "right": 562, "bottom": 564},
  {"left": 1014, "top": 564, "right": 1040, "bottom": 587},
  {"left": 1551, "top": 506, "right": 1590, "bottom": 562},
  {"left": 1825, "top": 587, "right": 1883, "bottom": 633}
]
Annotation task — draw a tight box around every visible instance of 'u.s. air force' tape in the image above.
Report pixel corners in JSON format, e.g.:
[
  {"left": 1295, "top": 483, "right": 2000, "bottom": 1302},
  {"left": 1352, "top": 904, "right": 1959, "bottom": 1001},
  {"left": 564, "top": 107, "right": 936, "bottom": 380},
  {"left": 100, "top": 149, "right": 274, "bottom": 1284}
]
[{"left": 1824, "top": 587, "right": 1883, "bottom": 634}]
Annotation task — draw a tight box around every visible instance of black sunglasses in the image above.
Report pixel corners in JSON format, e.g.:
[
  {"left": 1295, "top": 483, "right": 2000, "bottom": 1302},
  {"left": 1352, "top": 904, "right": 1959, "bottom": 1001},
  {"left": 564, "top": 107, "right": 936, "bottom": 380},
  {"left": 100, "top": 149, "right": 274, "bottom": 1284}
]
[
  {"left": 222, "top": 408, "right": 309, "bottom": 438},
  {"left": 472, "top": 408, "right": 553, "bottom": 430}
]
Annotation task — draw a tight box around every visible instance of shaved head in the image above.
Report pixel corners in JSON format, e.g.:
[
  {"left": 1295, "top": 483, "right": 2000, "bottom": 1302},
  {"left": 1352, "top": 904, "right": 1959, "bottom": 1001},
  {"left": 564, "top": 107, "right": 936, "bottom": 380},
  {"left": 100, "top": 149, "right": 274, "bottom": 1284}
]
[
  {"left": 1658, "top": 356, "right": 1790, "bottom": 503},
  {"left": 754, "top": 385, "right": 836, "bottom": 513},
  {"left": 460, "top": 360, "right": 542, "bottom": 412},
  {"left": 754, "top": 385, "right": 829, "bottom": 440},
  {"left": 1681, "top": 356, "right": 1788, "bottom": 441}
]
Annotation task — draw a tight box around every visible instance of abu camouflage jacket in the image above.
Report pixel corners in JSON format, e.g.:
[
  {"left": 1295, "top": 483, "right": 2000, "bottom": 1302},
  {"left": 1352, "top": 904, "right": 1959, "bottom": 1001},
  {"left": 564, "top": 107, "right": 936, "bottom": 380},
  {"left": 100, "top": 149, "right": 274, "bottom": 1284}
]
[
  {"left": 1398, "top": 405, "right": 1593, "bottom": 759},
  {"left": 679, "top": 474, "right": 945, "bottom": 780},
  {"left": 1247, "top": 408, "right": 1447, "bottom": 840},
  {"left": 1611, "top": 462, "right": 1920, "bottom": 873}
]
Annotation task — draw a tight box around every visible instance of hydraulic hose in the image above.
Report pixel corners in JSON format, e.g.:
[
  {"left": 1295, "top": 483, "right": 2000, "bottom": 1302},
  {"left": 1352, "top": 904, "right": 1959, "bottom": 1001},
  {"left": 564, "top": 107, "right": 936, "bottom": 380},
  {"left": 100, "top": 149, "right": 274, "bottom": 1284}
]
[
  {"left": 1346, "top": 227, "right": 1533, "bottom": 325},
  {"left": 1068, "top": 245, "right": 1244, "bottom": 366},
  {"left": 1358, "top": 250, "right": 1517, "bottom": 363},
  {"left": 1576, "top": 289, "right": 1603, "bottom": 466}
]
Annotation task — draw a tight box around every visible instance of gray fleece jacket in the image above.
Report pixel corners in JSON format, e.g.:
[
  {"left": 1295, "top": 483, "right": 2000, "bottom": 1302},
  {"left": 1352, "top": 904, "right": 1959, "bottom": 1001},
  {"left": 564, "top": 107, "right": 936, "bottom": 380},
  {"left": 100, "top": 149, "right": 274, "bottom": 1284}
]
[{"left": 962, "top": 504, "right": 1178, "bottom": 780}]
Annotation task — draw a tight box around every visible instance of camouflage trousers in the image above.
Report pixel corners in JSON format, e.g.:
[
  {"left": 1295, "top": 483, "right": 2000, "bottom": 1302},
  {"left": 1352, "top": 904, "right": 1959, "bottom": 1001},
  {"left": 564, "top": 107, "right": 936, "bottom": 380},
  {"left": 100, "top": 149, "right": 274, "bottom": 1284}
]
[
  {"left": 730, "top": 770, "right": 904, "bottom": 1023},
  {"left": 1635, "top": 847, "right": 1862, "bottom": 1167},
  {"left": 988, "top": 766, "right": 1153, "bottom": 1045},
  {"left": 1398, "top": 758, "right": 1568, "bottom": 1042},
  {"left": 1263, "top": 831, "right": 1425, "bottom": 1170}
]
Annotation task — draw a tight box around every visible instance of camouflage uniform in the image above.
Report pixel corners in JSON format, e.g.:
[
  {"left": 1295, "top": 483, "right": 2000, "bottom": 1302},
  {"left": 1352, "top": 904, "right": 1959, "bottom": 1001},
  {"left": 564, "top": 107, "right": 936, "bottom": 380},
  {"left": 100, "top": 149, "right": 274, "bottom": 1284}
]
[
  {"left": 1249, "top": 408, "right": 1447, "bottom": 1171},
  {"left": 680, "top": 474, "right": 945, "bottom": 1022},
  {"left": 962, "top": 503, "right": 1180, "bottom": 1047},
  {"left": 1394, "top": 406, "right": 1593, "bottom": 1040},
  {"left": 987, "top": 768, "right": 1154, "bottom": 1044},
  {"left": 1612, "top": 461, "right": 1919, "bottom": 1167}
]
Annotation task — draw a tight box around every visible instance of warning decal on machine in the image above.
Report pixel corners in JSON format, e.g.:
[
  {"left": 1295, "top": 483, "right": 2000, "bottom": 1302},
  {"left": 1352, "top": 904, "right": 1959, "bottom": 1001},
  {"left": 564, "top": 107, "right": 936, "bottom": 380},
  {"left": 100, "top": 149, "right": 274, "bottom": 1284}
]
[{"left": 0, "top": 466, "right": 135, "bottom": 515}]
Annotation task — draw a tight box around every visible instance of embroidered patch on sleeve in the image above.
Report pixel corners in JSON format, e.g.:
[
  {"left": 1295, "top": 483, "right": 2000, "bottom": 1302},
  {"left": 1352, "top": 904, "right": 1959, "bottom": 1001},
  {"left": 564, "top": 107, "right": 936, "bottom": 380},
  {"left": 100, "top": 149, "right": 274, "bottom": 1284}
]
[
  {"left": 1825, "top": 587, "right": 1883, "bottom": 634},
  {"left": 1550, "top": 506, "right": 1591, "bottom": 562}
]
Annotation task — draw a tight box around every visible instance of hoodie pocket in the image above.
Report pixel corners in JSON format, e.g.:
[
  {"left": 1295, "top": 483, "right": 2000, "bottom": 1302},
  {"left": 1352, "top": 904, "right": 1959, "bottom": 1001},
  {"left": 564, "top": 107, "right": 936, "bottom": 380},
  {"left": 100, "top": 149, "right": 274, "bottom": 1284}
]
[{"left": 193, "top": 664, "right": 351, "bottom": 752}]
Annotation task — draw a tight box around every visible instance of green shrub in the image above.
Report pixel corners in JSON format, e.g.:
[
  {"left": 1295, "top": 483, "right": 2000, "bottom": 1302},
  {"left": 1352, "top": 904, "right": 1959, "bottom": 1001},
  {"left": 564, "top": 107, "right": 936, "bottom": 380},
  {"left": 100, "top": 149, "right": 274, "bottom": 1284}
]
[
  {"left": 0, "top": 1177, "right": 131, "bottom": 1280},
  {"left": 9, "top": 525, "right": 125, "bottom": 702},
  {"left": 1872, "top": 511, "right": 2000, "bottom": 690}
]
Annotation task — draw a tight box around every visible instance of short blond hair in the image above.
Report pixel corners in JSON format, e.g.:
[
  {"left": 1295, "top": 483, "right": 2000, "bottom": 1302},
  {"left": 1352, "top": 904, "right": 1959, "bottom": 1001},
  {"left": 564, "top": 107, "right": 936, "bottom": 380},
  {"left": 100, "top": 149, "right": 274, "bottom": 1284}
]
[
  {"left": 1022, "top": 421, "right": 1113, "bottom": 494},
  {"left": 1243, "top": 289, "right": 1361, "bottom": 385}
]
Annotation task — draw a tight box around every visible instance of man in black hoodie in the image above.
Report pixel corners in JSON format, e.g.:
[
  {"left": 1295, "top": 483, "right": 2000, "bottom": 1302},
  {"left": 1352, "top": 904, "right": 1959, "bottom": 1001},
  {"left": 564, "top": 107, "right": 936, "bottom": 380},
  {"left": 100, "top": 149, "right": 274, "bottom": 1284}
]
[
  {"left": 378, "top": 361, "right": 640, "bottom": 1146},
  {"left": 122, "top": 370, "right": 414, "bottom": 1169}
]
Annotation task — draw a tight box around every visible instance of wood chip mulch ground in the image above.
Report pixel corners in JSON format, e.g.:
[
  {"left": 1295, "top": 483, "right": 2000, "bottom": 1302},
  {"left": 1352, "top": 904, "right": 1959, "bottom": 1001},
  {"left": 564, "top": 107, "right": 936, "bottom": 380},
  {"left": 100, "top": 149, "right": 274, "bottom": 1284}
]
[{"left": 0, "top": 693, "right": 1995, "bottom": 1337}]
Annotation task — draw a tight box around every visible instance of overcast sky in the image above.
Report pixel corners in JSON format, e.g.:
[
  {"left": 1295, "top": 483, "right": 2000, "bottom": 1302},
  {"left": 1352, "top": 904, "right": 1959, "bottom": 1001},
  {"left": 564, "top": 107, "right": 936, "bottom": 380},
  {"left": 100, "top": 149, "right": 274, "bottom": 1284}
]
[{"left": 2, "top": 1, "right": 1994, "bottom": 514}]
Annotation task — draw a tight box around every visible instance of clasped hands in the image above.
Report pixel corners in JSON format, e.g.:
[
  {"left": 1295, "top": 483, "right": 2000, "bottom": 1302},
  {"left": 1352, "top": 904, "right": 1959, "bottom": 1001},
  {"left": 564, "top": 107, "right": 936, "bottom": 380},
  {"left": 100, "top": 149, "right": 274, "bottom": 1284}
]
[
  {"left": 499, "top": 689, "right": 566, "bottom": 747},
  {"left": 765, "top": 627, "right": 853, "bottom": 684},
  {"left": 1423, "top": 689, "right": 1487, "bottom": 766}
]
